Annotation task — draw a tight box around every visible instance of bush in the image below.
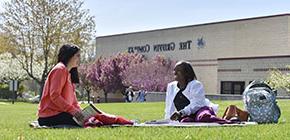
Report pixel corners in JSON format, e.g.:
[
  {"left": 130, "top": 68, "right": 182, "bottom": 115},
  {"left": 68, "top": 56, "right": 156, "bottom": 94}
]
[{"left": 0, "top": 83, "right": 13, "bottom": 99}]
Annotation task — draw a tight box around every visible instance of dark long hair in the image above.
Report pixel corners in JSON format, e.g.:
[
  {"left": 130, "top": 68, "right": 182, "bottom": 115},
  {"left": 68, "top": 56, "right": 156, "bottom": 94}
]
[
  {"left": 175, "top": 61, "right": 197, "bottom": 84},
  {"left": 57, "top": 44, "right": 80, "bottom": 83}
]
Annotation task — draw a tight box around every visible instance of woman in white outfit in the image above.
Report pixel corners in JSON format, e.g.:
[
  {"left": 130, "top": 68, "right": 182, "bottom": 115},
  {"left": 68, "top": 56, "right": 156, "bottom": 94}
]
[{"left": 165, "top": 61, "right": 231, "bottom": 123}]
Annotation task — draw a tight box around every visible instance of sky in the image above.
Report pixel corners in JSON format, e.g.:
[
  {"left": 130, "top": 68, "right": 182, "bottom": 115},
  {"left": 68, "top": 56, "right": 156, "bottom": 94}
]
[
  {"left": 82, "top": 0, "right": 290, "bottom": 37},
  {"left": 1, "top": 0, "right": 290, "bottom": 37}
]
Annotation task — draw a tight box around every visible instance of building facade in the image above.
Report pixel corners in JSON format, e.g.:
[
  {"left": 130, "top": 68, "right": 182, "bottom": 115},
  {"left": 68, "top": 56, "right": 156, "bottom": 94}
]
[{"left": 95, "top": 14, "right": 290, "bottom": 95}]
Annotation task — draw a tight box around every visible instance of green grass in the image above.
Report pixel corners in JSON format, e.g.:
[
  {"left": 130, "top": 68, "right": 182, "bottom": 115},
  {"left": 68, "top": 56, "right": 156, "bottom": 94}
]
[{"left": 0, "top": 100, "right": 290, "bottom": 140}]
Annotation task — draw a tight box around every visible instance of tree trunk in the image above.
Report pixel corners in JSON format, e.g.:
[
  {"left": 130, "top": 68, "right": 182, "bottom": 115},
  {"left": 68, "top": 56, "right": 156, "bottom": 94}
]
[
  {"left": 39, "top": 80, "right": 45, "bottom": 99},
  {"left": 104, "top": 92, "right": 108, "bottom": 103},
  {"left": 86, "top": 89, "right": 90, "bottom": 103}
]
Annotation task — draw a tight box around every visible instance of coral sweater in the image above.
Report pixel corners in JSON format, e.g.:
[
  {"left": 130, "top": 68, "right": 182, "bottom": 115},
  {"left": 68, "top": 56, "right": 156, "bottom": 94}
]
[{"left": 38, "top": 62, "right": 81, "bottom": 118}]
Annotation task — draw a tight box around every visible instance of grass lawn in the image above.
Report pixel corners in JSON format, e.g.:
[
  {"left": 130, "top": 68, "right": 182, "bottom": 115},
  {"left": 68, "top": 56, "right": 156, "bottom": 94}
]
[{"left": 0, "top": 100, "right": 290, "bottom": 140}]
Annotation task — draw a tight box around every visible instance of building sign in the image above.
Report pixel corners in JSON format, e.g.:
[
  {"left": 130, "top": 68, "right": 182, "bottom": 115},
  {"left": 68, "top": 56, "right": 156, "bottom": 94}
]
[
  {"left": 153, "top": 42, "right": 175, "bottom": 52},
  {"left": 128, "top": 38, "right": 203, "bottom": 53}
]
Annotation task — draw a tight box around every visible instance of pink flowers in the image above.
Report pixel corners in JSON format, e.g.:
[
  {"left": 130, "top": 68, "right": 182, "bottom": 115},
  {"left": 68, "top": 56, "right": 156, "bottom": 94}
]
[
  {"left": 120, "top": 55, "right": 175, "bottom": 92},
  {"left": 79, "top": 52, "right": 175, "bottom": 93}
]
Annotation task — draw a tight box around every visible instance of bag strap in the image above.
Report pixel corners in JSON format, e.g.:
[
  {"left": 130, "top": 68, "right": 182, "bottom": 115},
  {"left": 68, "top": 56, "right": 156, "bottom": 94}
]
[{"left": 247, "top": 80, "right": 272, "bottom": 90}]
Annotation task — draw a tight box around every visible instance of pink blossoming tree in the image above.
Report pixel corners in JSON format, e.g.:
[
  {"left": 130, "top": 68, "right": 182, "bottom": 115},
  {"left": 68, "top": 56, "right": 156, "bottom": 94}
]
[
  {"left": 120, "top": 55, "right": 175, "bottom": 92},
  {"left": 81, "top": 53, "right": 144, "bottom": 102},
  {"left": 79, "top": 52, "right": 175, "bottom": 102}
]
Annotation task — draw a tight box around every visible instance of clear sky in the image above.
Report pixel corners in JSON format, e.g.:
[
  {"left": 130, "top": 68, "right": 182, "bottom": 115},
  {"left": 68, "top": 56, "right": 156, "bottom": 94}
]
[
  {"left": 83, "top": 0, "right": 290, "bottom": 37},
  {"left": 1, "top": 0, "right": 290, "bottom": 37}
]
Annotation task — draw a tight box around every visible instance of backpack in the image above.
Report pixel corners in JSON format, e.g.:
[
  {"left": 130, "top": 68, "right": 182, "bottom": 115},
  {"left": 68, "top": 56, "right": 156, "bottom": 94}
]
[{"left": 243, "top": 80, "right": 281, "bottom": 123}]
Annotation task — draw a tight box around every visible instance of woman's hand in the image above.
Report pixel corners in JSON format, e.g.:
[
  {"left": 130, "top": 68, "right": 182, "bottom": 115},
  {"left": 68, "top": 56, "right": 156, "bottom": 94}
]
[{"left": 170, "top": 111, "right": 182, "bottom": 121}]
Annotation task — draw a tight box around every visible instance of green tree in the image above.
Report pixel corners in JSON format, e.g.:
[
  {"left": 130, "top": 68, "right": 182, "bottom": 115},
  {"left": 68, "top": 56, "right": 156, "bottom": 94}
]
[
  {"left": 0, "top": 53, "right": 28, "bottom": 83},
  {"left": 0, "top": 33, "right": 13, "bottom": 54},
  {"left": 267, "top": 66, "right": 290, "bottom": 93},
  {"left": 0, "top": 0, "right": 96, "bottom": 96}
]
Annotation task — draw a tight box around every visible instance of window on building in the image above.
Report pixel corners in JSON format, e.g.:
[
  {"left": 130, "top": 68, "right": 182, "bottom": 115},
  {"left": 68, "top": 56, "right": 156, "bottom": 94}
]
[{"left": 221, "top": 81, "right": 245, "bottom": 95}]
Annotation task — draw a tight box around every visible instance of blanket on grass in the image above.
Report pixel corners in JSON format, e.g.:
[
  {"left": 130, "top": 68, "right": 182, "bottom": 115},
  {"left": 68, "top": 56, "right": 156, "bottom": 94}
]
[
  {"left": 29, "top": 120, "right": 257, "bottom": 129},
  {"left": 131, "top": 121, "right": 257, "bottom": 127}
]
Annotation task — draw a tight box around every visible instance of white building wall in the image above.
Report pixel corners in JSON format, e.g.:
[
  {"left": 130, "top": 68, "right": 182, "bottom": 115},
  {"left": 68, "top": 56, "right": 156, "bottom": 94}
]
[
  {"left": 217, "top": 56, "right": 290, "bottom": 95},
  {"left": 95, "top": 14, "right": 290, "bottom": 94}
]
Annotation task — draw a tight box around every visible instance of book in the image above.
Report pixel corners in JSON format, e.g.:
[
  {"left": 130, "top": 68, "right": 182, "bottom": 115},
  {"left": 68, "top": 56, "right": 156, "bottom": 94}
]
[{"left": 73, "top": 104, "right": 102, "bottom": 126}]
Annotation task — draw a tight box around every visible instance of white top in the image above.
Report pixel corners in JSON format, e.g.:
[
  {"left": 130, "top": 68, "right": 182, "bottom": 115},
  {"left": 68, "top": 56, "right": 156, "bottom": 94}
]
[{"left": 164, "top": 80, "right": 219, "bottom": 119}]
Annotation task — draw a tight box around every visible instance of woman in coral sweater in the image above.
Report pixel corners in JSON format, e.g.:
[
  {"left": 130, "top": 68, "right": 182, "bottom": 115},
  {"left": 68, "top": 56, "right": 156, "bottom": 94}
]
[
  {"left": 38, "top": 44, "right": 132, "bottom": 127},
  {"left": 38, "top": 44, "right": 82, "bottom": 126}
]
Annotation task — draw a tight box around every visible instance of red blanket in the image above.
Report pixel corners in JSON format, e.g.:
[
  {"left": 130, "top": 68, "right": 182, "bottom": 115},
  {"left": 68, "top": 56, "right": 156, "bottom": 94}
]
[{"left": 84, "top": 113, "right": 133, "bottom": 128}]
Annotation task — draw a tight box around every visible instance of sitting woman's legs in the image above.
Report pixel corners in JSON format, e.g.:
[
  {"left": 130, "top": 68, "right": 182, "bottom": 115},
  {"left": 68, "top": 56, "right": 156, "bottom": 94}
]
[
  {"left": 180, "top": 106, "right": 232, "bottom": 124},
  {"left": 38, "top": 112, "right": 79, "bottom": 126}
]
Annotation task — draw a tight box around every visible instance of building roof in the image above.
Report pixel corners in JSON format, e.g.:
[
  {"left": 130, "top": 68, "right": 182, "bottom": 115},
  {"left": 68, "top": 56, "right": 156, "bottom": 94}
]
[{"left": 96, "top": 13, "right": 290, "bottom": 39}]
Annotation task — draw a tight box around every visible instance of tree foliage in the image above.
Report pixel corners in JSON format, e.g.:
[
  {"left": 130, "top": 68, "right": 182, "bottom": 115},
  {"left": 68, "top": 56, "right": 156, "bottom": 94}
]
[
  {"left": 0, "top": 0, "right": 95, "bottom": 94},
  {"left": 267, "top": 66, "right": 290, "bottom": 93},
  {"left": 90, "top": 53, "right": 145, "bottom": 93},
  {"left": 0, "top": 33, "right": 13, "bottom": 54},
  {"left": 120, "top": 55, "right": 175, "bottom": 92},
  {"left": 0, "top": 53, "right": 28, "bottom": 82},
  {"left": 79, "top": 53, "right": 175, "bottom": 102},
  {"left": 83, "top": 53, "right": 145, "bottom": 102}
]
